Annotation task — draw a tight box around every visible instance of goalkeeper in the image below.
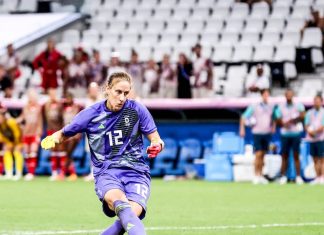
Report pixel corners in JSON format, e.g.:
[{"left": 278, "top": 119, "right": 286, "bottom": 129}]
[{"left": 41, "top": 72, "right": 164, "bottom": 235}]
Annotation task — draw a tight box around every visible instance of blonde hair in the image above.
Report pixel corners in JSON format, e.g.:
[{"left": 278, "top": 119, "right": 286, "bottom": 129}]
[{"left": 106, "top": 72, "right": 132, "bottom": 88}]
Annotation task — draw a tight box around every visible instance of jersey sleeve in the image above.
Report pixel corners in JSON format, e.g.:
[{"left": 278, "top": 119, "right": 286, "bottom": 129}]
[
  {"left": 62, "top": 107, "right": 94, "bottom": 137},
  {"left": 274, "top": 106, "right": 282, "bottom": 119},
  {"left": 304, "top": 111, "right": 310, "bottom": 126},
  {"left": 297, "top": 103, "right": 305, "bottom": 112},
  {"left": 242, "top": 105, "right": 254, "bottom": 119},
  {"left": 137, "top": 102, "right": 157, "bottom": 135}
]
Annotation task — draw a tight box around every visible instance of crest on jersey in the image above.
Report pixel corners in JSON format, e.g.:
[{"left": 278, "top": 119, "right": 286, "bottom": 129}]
[{"left": 124, "top": 116, "right": 130, "bottom": 126}]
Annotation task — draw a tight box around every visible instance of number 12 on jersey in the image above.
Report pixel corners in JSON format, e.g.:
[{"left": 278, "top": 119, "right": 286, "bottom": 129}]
[{"left": 106, "top": 130, "right": 123, "bottom": 146}]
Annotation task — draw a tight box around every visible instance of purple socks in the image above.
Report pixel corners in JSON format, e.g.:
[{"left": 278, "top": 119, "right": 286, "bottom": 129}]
[
  {"left": 101, "top": 220, "right": 125, "bottom": 235},
  {"left": 113, "top": 200, "right": 146, "bottom": 235}
]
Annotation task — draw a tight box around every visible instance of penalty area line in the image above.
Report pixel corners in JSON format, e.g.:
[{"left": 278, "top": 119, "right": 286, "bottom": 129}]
[{"left": 2, "top": 222, "right": 324, "bottom": 235}]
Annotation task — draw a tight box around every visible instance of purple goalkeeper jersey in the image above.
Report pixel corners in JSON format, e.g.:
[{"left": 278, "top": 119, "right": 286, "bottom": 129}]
[{"left": 62, "top": 99, "right": 157, "bottom": 176}]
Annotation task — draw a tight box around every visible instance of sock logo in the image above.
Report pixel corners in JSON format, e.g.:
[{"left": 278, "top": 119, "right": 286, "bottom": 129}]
[
  {"left": 127, "top": 223, "right": 135, "bottom": 231},
  {"left": 98, "top": 123, "right": 105, "bottom": 129}
]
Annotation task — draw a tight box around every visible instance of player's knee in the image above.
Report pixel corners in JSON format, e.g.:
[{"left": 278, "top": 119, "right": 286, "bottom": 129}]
[
  {"left": 104, "top": 189, "right": 128, "bottom": 211},
  {"left": 129, "top": 201, "right": 143, "bottom": 217}
]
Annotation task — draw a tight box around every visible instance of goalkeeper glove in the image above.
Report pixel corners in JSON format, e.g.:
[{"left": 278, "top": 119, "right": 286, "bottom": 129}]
[
  {"left": 146, "top": 138, "right": 164, "bottom": 158},
  {"left": 41, "top": 136, "right": 56, "bottom": 150}
]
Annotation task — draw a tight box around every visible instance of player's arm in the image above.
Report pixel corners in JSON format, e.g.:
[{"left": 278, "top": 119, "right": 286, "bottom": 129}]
[
  {"left": 239, "top": 106, "right": 254, "bottom": 137},
  {"left": 146, "top": 131, "right": 164, "bottom": 159},
  {"left": 40, "top": 129, "right": 70, "bottom": 150}
]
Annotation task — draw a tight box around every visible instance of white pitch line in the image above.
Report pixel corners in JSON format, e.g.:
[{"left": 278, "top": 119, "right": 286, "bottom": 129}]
[{"left": 1, "top": 222, "right": 324, "bottom": 235}]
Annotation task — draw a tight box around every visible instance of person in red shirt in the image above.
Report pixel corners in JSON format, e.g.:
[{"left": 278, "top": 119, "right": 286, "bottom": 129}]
[{"left": 33, "top": 39, "right": 62, "bottom": 92}]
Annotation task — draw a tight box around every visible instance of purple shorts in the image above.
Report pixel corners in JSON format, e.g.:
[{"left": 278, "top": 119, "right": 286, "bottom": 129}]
[{"left": 94, "top": 167, "right": 151, "bottom": 219}]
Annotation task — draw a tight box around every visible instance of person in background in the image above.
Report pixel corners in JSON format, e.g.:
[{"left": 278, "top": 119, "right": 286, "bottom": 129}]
[
  {"left": 159, "top": 54, "right": 176, "bottom": 98},
  {"left": 66, "top": 48, "right": 90, "bottom": 98},
  {"left": 16, "top": 90, "right": 43, "bottom": 181},
  {"left": 245, "top": 64, "right": 270, "bottom": 97},
  {"left": 0, "top": 64, "right": 13, "bottom": 98},
  {"left": 275, "top": 89, "right": 305, "bottom": 185},
  {"left": 0, "top": 108, "right": 23, "bottom": 180},
  {"left": 33, "top": 39, "right": 62, "bottom": 92},
  {"left": 240, "top": 89, "right": 276, "bottom": 184},
  {"left": 107, "top": 52, "right": 126, "bottom": 77},
  {"left": 0, "top": 44, "right": 21, "bottom": 80},
  {"left": 84, "top": 82, "right": 103, "bottom": 182},
  {"left": 62, "top": 92, "right": 82, "bottom": 181},
  {"left": 127, "top": 50, "right": 143, "bottom": 99},
  {"left": 304, "top": 94, "right": 324, "bottom": 185},
  {"left": 43, "top": 88, "right": 65, "bottom": 181},
  {"left": 143, "top": 59, "right": 159, "bottom": 98},
  {"left": 177, "top": 53, "right": 193, "bottom": 99},
  {"left": 192, "top": 44, "right": 213, "bottom": 98},
  {"left": 89, "top": 49, "right": 107, "bottom": 86}
]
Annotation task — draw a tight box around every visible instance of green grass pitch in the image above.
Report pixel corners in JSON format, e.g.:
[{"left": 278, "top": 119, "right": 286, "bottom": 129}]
[{"left": 1, "top": 178, "right": 324, "bottom": 235}]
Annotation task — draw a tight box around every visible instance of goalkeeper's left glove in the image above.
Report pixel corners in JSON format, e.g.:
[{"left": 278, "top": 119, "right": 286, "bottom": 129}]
[
  {"left": 41, "top": 136, "right": 56, "bottom": 150},
  {"left": 146, "top": 139, "right": 164, "bottom": 158}
]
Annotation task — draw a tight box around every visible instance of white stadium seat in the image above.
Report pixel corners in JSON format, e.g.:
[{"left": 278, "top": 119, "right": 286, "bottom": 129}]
[
  {"left": 127, "top": 20, "right": 146, "bottom": 34},
  {"left": 260, "top": 32, "right": 281, "bottom": 46},
  {"left": 250, "top": 1, "right": 270, "bottom": 19},
  {"left": 152, "top": 46, "right": 172, "bottom": 61},
  {"left": 179, "top": 33, "right": 199, "bottom": 47},
  {"left": 82, "top": 29, "right": 100, "bottom": 44},
  {"left": 224, "top": 18, "right": 245, "bottom": 33},
  {"left": 115, "top": 8, "right": 134, "bottom": 19},
  {"left": 56, "top": 42, "right": 73, "bottom": 60},
  {"left": 281, "top": 31, "right": 301, "bottom": 46},
  {"left": 90, "top": 17, "right": 108, "bottom": 31},
  {"left": 178, "top": 0, "right": 196, "bottom": 7},
  {"left": 204, "top": 19, "right": 224, "bottom": 33},
  {"left": 121, "top": 0, "right": 140, "bottom": 9},
  {"left": 301, "top": 27, "right": 323, "bottom": 48},
  {"left": 159, "top": 33, "right": 179, "bottom": 46},
  {"left": 137, "top": 46, "right": 153, "bottom": 62},
  {"left": 200, "top": 33, "right": 219, "bottom": 47},
  {"left": 107, "top": 20, "right": 127, "bottom": 33},
  {"left": 273, "top": 0, "right": 294, "bottom": 7},
  {"left": 159, "top": 0, "right": 178, "bottom": 8},
  {"left": 232, "top": 45, "right": 253, "bottom": 62},
  {"left": 291, "top": 6, "right": 311, "bottom": 19},
  {"left": 62, "top": 30, "right": 80, "bottom": 44},
  {"left": 173, "top": 7, "right": 191, "bottom": 20},
  {"left": 191, "top": 7, "right": 210, "bottom": 20},
  {"left": 134, "top": 8, "right": 153, "bottom": 20},
  {"left": 264, "top": 18, "right": 286, "bottom": 33},
  {"left": 213, "top": 45, "right": 233, "bottom": 63},
  {"left": 244, "top": 18, "right": 265, "bottom": 33},
  {"left": 295, "top": 0, "right": 313, "bottom": 7},
  {"left": 219, "top": 32, "right": 240, "bottom": 46},
  {"left": 273, "top": 44, "right": 296, "bottom": 62},
  {"left": 285, "top": 17, "right": 306, "bottom": 33},
  {"left": 140, "top": 33, "right": 159, "bottom": 46},
  {"left": 240, "top": 32, "right": 260, "bottom": 45},
  {"left": 146, "top": 20, "right": 165, "bottom": 33},
  {"left": 153, "top": 8, "right": 172, "bottom": 19},
  {"left": 119, "top": 33, "right": 139, "bottom": 47},
  {"left": 185, "top": 20, "right": 205, "bottom": 33},
  {"left": 211, "top": 6, "right": 230, "bottom": 20},
  {"left": 270, "top": 5, "right": 290, "bottom": 18},
  {"left": 17, "top": 0, "right": 37, "bottom": 12},
  {"left": 230, "top": 2, "right": 249, "bottom": 19},
  {"left": 252, "top": 45, "right": 274, "bottom": 62},
  {"left": 101, "top": 32, "right": 120, "bottom": 45},
  {"left": 140, "top": 0, "right": 158, "bottom": 8},
  {"left": 165, "top": 20, "right": 185, "bottom": 33},
  {"left": 103, "top": 0, "right": 121, "bottom": 9},
  {"left": 197, "top": 0, "right": 216, "bottom": 7}
]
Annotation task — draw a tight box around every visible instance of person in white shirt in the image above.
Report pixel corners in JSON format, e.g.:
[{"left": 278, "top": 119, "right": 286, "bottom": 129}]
[{"left": 245, "top": 64, "right": 270, "bottom": 97}]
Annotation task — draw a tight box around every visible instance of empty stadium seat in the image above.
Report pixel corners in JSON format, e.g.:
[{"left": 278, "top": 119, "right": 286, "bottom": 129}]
[
  {"left": 82, "top": 29, "right": 100, "bottom": 44},
  {"left": 244, "top": 18, "right": 264, "bottom": 33},
  {"left": 224, "top": 18, "right": 245, "bottom": 33},
  {"left": 204, "top": 19, "right": 224, "bottom": 33},
  {"left": 232, "top": 45, "right": 253, "bottom": 63},
  {"left": 219, "top": 32, "right": 240, "bottom": 46},
  {"left": 230, "top": 2, "right": 249, "bottom": 19},
  {"left": 90, "top": 17, "right": 108, "bottom": 31},
  {"left": 200, "top": 33, "right": 219, "bottom": 47},
  {"left": 281, "top": 31, "right": 301, "bottom": 46},
  {"left": 274, "top": 44, "right": 296, "bottom": 62},
  {"left": 134, "top": 8, "right": 153, "bottom": 20},
  {"left": 212, "top": 132, "right": 244, "bottom": 154},
  {"left": 252, "top": 45, "right": 274, "bottom": 62},
  {"left": 250, "top": 1, "right": 270, "bottom": 20},
  {"left": 165, "top": 20, "right": 184, "bottom": 33},
  {"left": 17, "top": 0, "right": 37, "bottom": 12},
  {"left": 151, "top": 138, "right": 178, "bottom": 176},
  {"left": 270, "top": 5, "right": 290, "bottom": 18},
  {"left": 152, "top": 46, "right": 172, "bottom": 61},
  {"left": 213, "top": 45, "right": 233, "bottom": 63},
  {"left": 179, "top": 33, "right": 199, "bottom": 47},
  {"left": 146, "top": 20, "right": 165, "bottom": 33},
  {"left": 185, "top": 20, "right": 205, "bottom": 33},
  {"left": 173, "top": 7, "right": 191, "bottom": 20},
  {"left": 153, "top": 7, "right": 172, "bottom": 19},
  {"left": 301, "top": 27, "right": 323, "bottom": 48},
  {"left": 264, "top": 18, "right": 286, "bottom": 33},
  {"left": 191, "top": 7, "right": 210, "bottom": 20},
  {"left": 165, "top": 138, "right": 202, "bottom": 176},
  {"left": 210, "top": 6, "right": 230, "bottom": 20},
  {"left": 62, "top": 29, "right": 80, "bottom": 44}
]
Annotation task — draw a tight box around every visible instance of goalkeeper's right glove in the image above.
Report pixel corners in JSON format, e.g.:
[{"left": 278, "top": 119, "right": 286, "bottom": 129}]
[{"left": 41, "top": 136, "right": 56, "bottom": 150}]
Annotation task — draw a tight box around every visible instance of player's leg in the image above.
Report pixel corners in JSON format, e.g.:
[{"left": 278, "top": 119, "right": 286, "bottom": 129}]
[
  {"left": 279, "top": 136, "right": 289, "bottom": 184},
  {"left": 3, "top": 144, "right": 13, "bottom": 179},
  {"left": 56, "top": 144, "right": 67, "bottom": 180},
  {"left": 103, "top": 189, "right": 146, "bottom": 235},
  {"left": 0, "top": 146, "right": 4, "bottom": 177},
  {"left": 310, "top": 142, "right": 321, "bottom": 184},
  {"left": 292, "top": 136, "right": 303, "bottom": 184},
  {"left": 25, "top": 140, "right": 38, "bottom": 180},
  {"left": 64, "top": 137, "right": 79, "bottom": 181},
  {"left": 13, "top": 145, "right": 24, "bottom": 180}
]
